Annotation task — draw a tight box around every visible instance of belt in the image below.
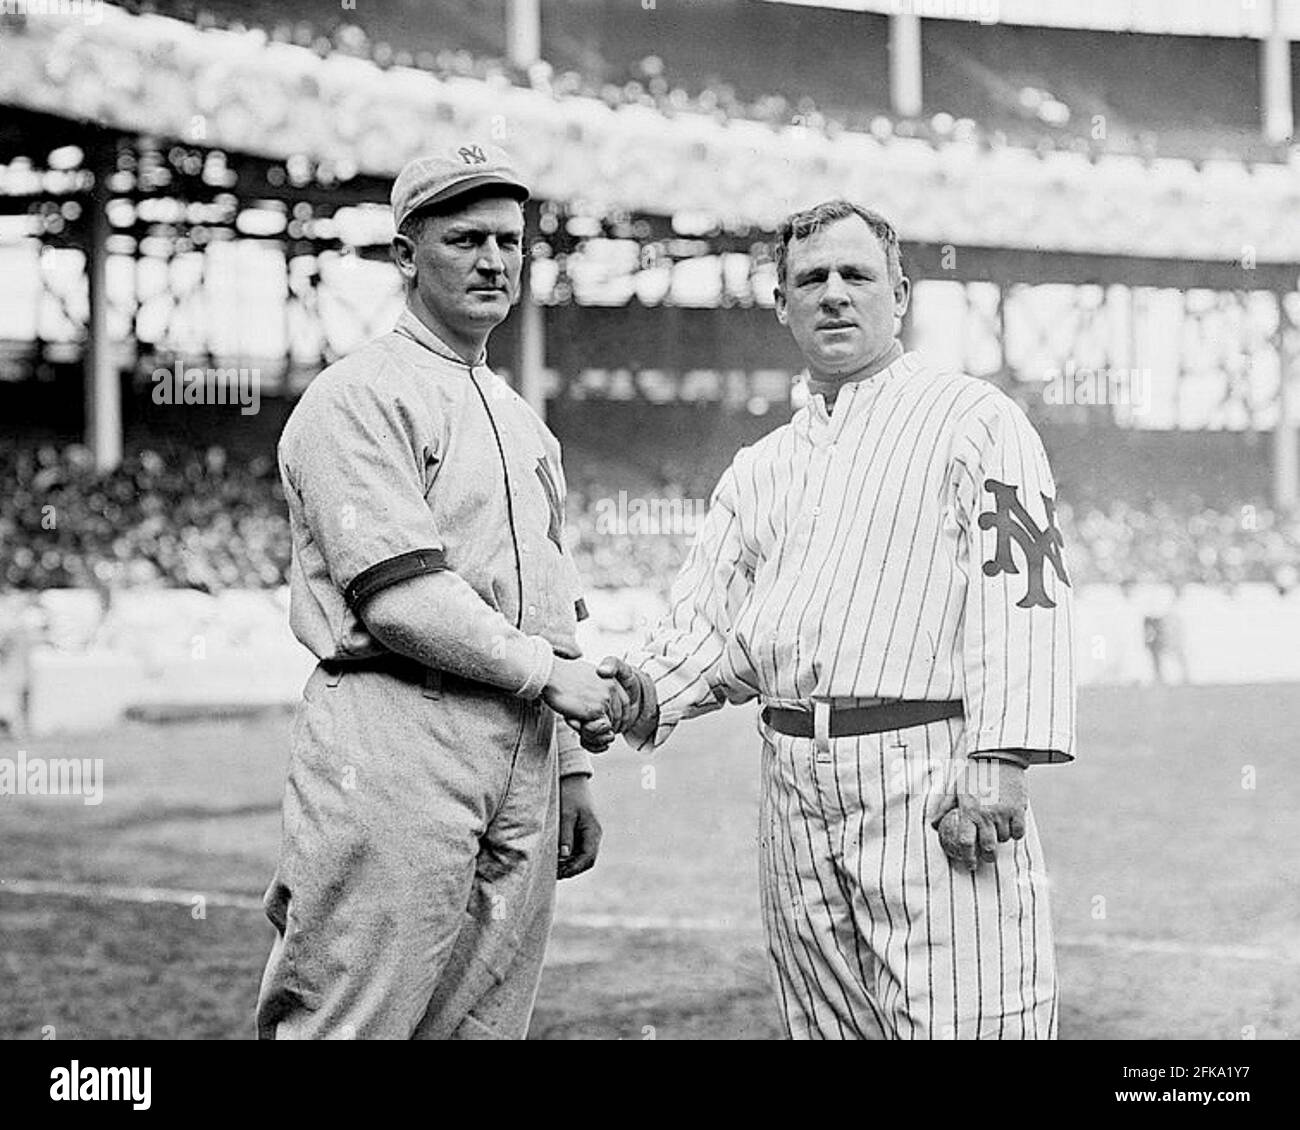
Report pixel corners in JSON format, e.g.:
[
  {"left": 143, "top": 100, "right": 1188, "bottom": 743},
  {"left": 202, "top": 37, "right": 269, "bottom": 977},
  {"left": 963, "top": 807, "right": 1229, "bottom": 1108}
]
[
  {"left": 761, "top": 699, "right": 964, "bottom": 739},
  {"left": 322, "top": 653, "right": 430, "bottom": 681},
  {"left": 320, "top": 653, "right": 450, "bottom": 697}
]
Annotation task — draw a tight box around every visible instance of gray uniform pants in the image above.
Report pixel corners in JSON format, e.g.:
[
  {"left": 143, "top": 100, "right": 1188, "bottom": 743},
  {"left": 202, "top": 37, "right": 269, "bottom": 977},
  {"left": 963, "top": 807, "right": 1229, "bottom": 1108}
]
[{"left": 256, "top": 662, "right": 559, "bottom": 1039}]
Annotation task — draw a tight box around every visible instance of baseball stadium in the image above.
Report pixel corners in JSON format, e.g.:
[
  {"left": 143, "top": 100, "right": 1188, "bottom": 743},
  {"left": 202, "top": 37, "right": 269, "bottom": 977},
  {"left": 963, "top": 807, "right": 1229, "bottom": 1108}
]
[{"left": 1, "top": 0, "right": 1299, "bottom": 1043}]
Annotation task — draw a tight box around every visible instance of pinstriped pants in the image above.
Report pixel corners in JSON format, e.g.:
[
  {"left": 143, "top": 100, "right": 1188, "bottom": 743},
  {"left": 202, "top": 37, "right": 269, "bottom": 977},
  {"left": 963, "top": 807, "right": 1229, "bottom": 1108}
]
[{"left": 758, "top": 713, "right": 1059, "bottom": 1040}]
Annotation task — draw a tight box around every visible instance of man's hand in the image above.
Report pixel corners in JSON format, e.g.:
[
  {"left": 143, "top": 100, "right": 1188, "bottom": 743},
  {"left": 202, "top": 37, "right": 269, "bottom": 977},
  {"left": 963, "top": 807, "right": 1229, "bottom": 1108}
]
[
  {"left": 543, "top": 657, "right": 628, "bottom": 733},
  {"left": 557, "top": 774, "right": 602, "bottom": 880},
  {"left": 597, "top": 656, "right": 656, "bottom": 725},
  {"left": 928, "top": 757, "right": 1029, "bottom": 872},
  {"left": 573, "top": 656, "right": 658, "bottom": 753}
]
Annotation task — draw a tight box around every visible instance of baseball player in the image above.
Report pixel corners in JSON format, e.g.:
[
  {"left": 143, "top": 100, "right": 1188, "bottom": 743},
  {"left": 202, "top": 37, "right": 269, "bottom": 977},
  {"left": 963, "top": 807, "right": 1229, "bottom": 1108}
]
[
  {"left": 588, "top": 200, "right": 1076, "bottom": 1039},
  {"left": 256, "top": 142, "right": 625, "bottom": 1040}
]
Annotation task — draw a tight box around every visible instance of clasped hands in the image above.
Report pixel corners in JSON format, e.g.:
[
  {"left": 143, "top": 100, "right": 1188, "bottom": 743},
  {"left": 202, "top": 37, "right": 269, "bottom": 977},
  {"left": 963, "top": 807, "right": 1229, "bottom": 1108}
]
[{"left": 542, "top": 656, "right": 656, "bottom": 753}]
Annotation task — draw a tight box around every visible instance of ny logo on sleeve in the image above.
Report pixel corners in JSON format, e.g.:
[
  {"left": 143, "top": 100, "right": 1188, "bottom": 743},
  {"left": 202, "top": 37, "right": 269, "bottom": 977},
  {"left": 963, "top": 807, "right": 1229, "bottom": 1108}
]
[{"left": 977, "top": 478, "right": 1071, "bottom": 609}]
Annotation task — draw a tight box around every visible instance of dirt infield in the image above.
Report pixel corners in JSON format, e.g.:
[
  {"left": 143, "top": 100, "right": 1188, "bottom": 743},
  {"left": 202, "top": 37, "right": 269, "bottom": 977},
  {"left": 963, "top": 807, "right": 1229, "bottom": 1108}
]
[{"left": 1, "top": 683, "right": 1296, "bottom": 1039}]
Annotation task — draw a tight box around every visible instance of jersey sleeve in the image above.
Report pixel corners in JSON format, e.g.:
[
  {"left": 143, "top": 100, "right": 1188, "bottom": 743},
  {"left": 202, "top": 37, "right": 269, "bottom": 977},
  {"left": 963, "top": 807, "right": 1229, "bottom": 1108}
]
[
  {"left": 951, "top": 396, "right": 1076, "bottom": 764},
  {"left": 555, "top": 719, "right": 593, "bottom": 779},
  {"left": 280, "top": 376, "right": 447, "bottom": 609},
  {"left": 625, "top": 465, "right": 760, "bottom": 751}
]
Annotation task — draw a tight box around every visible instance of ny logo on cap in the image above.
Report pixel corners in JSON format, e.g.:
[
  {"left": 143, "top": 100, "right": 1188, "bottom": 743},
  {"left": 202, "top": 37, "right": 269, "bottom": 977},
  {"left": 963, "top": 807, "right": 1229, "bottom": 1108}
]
[{"left": 458, "top": 144, "right": 487, "bottom": 165}]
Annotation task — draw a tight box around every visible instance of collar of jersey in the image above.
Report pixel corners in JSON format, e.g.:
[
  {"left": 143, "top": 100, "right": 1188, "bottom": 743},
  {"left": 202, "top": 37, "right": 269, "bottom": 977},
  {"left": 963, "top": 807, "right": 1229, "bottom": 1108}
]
[
  {"left": 395, "top": 307, "right": 487, "bottom": 368},
  {"left": 804, "top": 349, "right": 923, "bottom": 426}
]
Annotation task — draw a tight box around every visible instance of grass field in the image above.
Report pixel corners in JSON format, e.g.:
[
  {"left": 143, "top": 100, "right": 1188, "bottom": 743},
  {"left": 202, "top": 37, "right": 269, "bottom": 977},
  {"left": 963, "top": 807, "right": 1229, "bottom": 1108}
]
[{"left": 2, "top": 683, "right": 1297, "bottom": 1040}]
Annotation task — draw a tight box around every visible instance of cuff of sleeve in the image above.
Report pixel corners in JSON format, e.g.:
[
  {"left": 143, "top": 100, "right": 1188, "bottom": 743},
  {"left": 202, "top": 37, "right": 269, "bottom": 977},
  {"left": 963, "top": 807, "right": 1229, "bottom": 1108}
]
[
  {"left": 966, "top": 732, "right": 1075, "bottom": 765},
  {"left": 968, "top": 749, "right": 1032, "bottom": 769},
  {"left": 515, "top": 636, "right": 555, "bottom": 701},
  {"left": 555, "top": 714, "right": 593, "bottom": 777},
  {"left": 558, "top": 746, "right": 594, "bottom": 778},
  {"left": 344, "top": 548, "right": 447, "bottom": 609},
  {"left": 625, "top": 706, "right": 670, "bottom": 753}
]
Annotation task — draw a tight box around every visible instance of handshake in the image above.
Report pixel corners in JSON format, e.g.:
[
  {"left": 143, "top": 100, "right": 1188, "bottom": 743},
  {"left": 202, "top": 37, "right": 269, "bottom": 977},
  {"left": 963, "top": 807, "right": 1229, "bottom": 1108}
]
[{"left": 541, "top": 656, "right": 658, "bottom": 753}]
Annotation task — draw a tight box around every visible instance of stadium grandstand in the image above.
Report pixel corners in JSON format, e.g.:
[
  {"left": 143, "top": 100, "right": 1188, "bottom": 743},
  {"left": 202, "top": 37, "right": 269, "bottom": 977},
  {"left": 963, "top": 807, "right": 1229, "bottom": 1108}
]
[{"left": 2, "top": 0, "right": 1300, "bottom": 730}]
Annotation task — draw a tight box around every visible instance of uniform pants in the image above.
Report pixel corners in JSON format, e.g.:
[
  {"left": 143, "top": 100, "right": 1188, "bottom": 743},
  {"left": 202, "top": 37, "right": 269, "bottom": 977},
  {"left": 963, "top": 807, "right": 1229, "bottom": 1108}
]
[
  {"left": 256, "top": 663, "right": 559, "bottom": 1040},
  {"left": 758, "top": 713, "right": 1059, "bottom": 1040}
]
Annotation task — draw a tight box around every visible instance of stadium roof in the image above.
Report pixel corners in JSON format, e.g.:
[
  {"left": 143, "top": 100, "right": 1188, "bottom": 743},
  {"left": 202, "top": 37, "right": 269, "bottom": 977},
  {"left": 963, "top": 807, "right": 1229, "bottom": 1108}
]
[
  {"left": 3, "top": 4, "right": 1300, "bottom": 262},
  {"left": 763, "top": 0, "right": 1300, "bottom": 39},
  {"left": 97, "top": 1, "right": 1295, "bottom": 150}
]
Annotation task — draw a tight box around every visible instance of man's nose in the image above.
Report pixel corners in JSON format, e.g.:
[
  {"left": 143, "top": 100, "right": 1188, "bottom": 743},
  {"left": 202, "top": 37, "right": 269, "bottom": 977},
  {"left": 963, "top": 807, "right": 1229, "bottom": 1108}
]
[
  {"left": 821, "top": 271, "right": 849, "bottom": 305},
  {"left": 477, "top": 239, "right": 505, "bottom": 273}
]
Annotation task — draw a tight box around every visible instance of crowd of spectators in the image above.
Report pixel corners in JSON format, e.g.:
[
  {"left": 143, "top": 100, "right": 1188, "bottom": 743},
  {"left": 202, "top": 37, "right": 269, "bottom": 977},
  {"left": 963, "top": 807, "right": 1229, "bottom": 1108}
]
[
  {"left": 109, "top": 1, "right": 1180, "bottom": 162},
  {"left": 0, "top": 444, "right": 290, "bottom": 592},
  {"left": 1060, "top": 499, "right": 1300, "bottom": 593},
  {"left": 3, "top": 445, "right": 1299, "bottom": 598}
]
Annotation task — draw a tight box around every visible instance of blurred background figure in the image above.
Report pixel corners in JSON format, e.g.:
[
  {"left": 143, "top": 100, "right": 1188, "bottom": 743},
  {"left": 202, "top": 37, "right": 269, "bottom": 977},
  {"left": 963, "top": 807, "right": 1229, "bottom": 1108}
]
[{"left": 1144, "top": 595, "right": 1190, "bottom": 686}]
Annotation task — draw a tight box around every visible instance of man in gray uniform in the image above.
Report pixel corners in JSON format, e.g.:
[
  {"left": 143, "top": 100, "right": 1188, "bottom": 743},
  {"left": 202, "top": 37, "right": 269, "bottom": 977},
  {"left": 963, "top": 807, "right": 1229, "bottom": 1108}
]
[{"left": 256, "top": 142, "right": 622, "bottom": 1040}]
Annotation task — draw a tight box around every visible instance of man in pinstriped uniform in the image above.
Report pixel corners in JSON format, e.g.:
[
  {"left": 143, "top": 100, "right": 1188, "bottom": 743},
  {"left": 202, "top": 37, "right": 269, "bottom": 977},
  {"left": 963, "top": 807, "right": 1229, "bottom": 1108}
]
[{"left": 587, "top": 200, "right": 1076, "bottom": 1039}]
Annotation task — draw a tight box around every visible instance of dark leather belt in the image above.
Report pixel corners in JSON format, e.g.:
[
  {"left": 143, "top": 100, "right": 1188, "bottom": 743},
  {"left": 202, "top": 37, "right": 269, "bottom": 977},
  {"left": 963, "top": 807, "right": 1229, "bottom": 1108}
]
[
  {"left": 321, "top": 653, "right": 450, "bottom": 691},
  {"left": 323, "top": 653, "right": 425, "bottom": 677},
  {"left": 761, "top": 700, "right": 964, "bottom": 739}
]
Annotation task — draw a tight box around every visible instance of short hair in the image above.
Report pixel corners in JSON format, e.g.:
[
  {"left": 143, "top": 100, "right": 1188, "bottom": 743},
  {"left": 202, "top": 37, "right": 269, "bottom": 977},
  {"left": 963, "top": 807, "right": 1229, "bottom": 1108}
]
[
  {"left": 397, "top": 210, "right": 428, "bottom": 245},
  {"left": 773, "top": 200, "right": 904, "bottom": 288}
]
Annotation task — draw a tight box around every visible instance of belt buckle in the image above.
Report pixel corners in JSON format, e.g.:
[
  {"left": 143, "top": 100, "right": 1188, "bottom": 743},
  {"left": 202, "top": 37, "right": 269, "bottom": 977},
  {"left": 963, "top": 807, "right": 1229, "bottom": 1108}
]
[{"left": 812, "top": 700, "right": 832, "bottom": 761}]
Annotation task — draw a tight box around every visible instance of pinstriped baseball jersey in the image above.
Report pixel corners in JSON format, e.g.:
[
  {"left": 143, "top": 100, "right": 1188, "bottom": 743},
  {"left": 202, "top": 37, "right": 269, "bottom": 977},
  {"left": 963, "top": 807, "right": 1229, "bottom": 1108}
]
[{"left": 628, "top": 349, "right": 1075, "bottom": 764}]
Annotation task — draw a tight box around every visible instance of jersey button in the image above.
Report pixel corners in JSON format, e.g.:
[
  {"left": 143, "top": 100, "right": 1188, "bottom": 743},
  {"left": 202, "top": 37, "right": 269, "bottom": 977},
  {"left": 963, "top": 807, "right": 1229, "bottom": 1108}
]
[
  {"left": 527, "top": 604, "right": 537, "bottom": 617},
  {"left": 811, "top": 506, "right": 821, "bottom": 518}
]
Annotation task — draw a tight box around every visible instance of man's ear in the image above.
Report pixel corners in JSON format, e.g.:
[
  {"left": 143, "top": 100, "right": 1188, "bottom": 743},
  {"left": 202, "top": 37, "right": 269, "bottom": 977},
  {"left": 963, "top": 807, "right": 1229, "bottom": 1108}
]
[
  {"left": 392, "top": 234, "right": 417, "bottom": 286},
  {"left": 774, "top": 285, "right": 788, "bottom": 326},
  {"left": 893, "top": 275, "right": 912, "bottom": 319}
]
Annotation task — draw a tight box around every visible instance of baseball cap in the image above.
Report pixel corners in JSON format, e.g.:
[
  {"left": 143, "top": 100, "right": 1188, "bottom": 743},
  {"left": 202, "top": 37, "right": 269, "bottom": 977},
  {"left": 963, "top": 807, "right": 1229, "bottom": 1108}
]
[{"left": 390, "top": 142, "right": 530, "bottom": 230}]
